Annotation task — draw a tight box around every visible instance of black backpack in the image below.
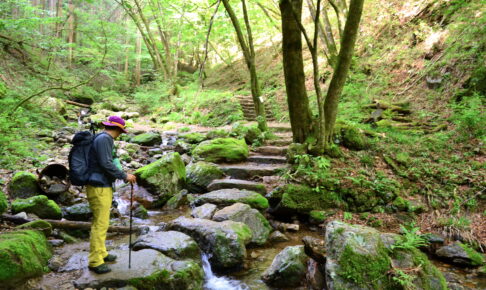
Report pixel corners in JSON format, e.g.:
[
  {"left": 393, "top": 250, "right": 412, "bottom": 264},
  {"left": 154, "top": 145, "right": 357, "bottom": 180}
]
[{"left": 68, "top": 131, "right": 94, "bottom": 186}]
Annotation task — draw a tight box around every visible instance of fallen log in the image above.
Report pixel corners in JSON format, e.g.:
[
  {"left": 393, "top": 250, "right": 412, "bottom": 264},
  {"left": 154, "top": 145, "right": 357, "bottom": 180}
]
[
  {"left": 1, "top": 214, "right": 147, "bottom": 234},
  {"left": 65, "top": 100, "right": 91, "bottom": 108}
]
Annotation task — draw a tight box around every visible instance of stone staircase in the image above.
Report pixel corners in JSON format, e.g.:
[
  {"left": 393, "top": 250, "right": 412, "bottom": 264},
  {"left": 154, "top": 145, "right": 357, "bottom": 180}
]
[{"left": 237, "top": 95, "right": 275, "bottom": 122}]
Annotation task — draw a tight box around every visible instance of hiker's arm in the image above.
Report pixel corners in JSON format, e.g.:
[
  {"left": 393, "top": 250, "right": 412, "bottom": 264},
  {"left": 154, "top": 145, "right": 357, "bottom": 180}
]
[{"left": 95, "top": 137, "right": 127, "bottom": 181}]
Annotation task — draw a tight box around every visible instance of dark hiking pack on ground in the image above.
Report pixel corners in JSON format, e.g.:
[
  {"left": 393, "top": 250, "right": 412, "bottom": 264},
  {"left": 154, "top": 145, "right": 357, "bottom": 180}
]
[{"left": 68, "top": 131, "right": 94, "bottom": 186}]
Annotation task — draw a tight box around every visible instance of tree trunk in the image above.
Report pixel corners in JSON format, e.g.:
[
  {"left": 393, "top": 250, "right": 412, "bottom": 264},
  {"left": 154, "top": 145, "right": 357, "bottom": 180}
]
[
  {"left": 323, "top": 0, "right": 364, "bottom": 143},
  {"left": 279, "top": 0, "right": 314, "bottom": 143},
  {"left": 221, "top": 0, "right": 268, "bottom": 131},
  {"left": 67, "top": 0, "right": 74, "bottom": 68},
  {"left": 135, "top": 32, "right": 142, "bottom": 86},
  {"left": 56, "top": 0, "right": 63, "bottom": 38}
]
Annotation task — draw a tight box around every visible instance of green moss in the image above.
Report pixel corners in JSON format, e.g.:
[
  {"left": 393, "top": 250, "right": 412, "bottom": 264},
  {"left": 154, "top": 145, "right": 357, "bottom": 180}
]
[
  {"left": 243, "top": 125, "right": 262, "bottom": 145},
  {"left": 129, "top": 263, "right": 204, "bottom": 290},
  {"left": 16, "top": 220, "right": 52, "bottom": 236},
  {"left": 180, "top": 132, "right": 206, "bottom": 144},
  {"left": 192, "top": 138, "right": 249, "bottom": 163},
  {"left": 459, "top": 243, "right": 485, "bottom": 266},
  {"left": 279, "top": 184, "right": 338, "bottom": 214},
  {"left": 408, "top": 248, "right": 448, "bottom": 290},
  {"left": 229, "top": 223, "right": 253, "bottom": 245},
  {"left": 11, "top": 195, "right": 62, "bottom": 219},
  {"left": 8, "top": 171, "right": 40, "bottom": 199},
  {"left": 0, "top": 190, "right": 8, "bottom": 214},
  {"left": 206, "top": 129, "right": 230, "bottom": 139},
  {"left": 0, "top": 230, "right": 52, "bottom": 287},
  {"left": 309, "top": 210, "right": 327, "bottom": 223},
  {"left": 243, "top": 194, "right": 269, "bottom": 210},
  {"left": 392, "top": 197, "right": 410, "bottom": 211},
  {"left": 186, "top": 162, "right": 224, "bottom": 193},
  {"left": 333, "top": 122, "right": 369, "bottom": 150},
  {"left": 337, "top": 242, "right": 394, "bottom": 288},
  {"left": 131, "top": 132, "right": 162, "bottom": 146},
  {"left": 134, "top": 205, "right": 149, "bottom": 219},
  {"left": 59, "top": 231, "right": 78, "bottom": 244}
]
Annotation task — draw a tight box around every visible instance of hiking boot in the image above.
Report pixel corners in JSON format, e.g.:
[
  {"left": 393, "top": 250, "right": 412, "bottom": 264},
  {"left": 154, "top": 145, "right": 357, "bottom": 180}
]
[
  {"left": 88, "top": 263, "right": 111, "bottom": 274},
  {"left": 104, "top": 254, "right": 117, "bottom": 262}
]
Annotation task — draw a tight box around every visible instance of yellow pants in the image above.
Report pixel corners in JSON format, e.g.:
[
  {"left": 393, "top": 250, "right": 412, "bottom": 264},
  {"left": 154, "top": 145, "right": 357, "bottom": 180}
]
[{"left": 86, "top": 185, "right": 113, "bottom": 267}]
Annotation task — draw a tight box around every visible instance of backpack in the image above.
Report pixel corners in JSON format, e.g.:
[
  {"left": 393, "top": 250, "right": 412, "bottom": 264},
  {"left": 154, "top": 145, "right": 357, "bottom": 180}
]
[{"left": 68, "top": 131, "right": 94, "bottom": 186}]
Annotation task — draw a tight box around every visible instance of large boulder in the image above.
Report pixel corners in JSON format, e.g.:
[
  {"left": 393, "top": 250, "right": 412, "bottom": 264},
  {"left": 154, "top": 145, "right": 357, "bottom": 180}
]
[
  {"left": 8, "top": 171, "right": 41, "bottom": 199},
  {"left": 435, "top": 242, "right": 485, "bottom": 267},
  {"left": 0, "top": 190, "right": 7, "bottom": 214},
  {"left": 262, "top": 245, "right": 309, "bottom": 287},
  {"left": 185, "top": 162, "right": 224, "bottom": 193},
  {"left": 193, "top": 189, "right": 269, "bottom": 210},
  {"left": 333, "top": 122, "right": 369, "bottom": 150},
  {"left": 192, "top": 138, "right": 249, "bottom": 163},
  {"left": 0, "top": 230, "right": 53, "bottom": 287},
  {"left": 11, "top": 195, "right": 62, "bottom": 220},
  {"left": 213, "top": 203, "right": 272, "bottom": 246},
  {"left": 179, "top": 132, "right": 206, "bottom": 144},
  {"left": 267, "top": 184, "right": 337, "bottom": 215},
  {"left": 325, "top": 221, "right": 447, "bottom": 290},
  {"left": 63, "top": 202, "right": 92, "bottom": 221},
  {"left": 132, "top": 231, "right": 201, "bottom": 261},
  {"left": 16, "top": 220, "right": 53, "bottom": 236},
  {"left": 74, "top": 249, "right": 203, "bottom": 290},
  {"left": 168, "top": 217, "right": 252, "bottom": 270},
  {"left": 135, "top": 152, "right": 186, "bottom": 207},
  {"left": 131, "top": 132, "right": 162, "bottom": 146}
]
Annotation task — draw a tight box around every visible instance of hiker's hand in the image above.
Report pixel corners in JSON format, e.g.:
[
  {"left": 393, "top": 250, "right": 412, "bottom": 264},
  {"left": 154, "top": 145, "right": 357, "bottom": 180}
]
[{"left": 126, "top": 174, "right": 137, "bottom": 184}]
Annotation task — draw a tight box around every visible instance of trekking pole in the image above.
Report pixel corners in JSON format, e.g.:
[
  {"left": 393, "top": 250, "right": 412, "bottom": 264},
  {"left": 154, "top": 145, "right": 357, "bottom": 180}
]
[{"left": 129, "top": 183, "right": 133, "bottom": 269}]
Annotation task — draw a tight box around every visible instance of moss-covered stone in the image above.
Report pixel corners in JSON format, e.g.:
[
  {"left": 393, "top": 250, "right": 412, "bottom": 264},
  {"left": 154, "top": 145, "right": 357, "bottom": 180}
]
[
  {"left": 165, "top": 190, "right": 188, "bottom": 210},
  {"left": 16, "top": 220, "right": 52, "bottom": 236},
  {"left": 12, "top": 195, "right": 62, "bottom": 219},
  {"left": 133, "top": 205, "right": 149, "bottom": 219},
  {"left": 262, "top": 245, "right": 308, "bottom": 287},
  {"left": 206, "top": 129, "right": 230, "bottom": 139},
  {"left": 286, "top": 143, "right": 307, "bottom": 163},
  {"left": 179, "top": 132, "right": 206, "bottom": 144},
  {"left": 192, "top": 138, "right": 249, "bottom": 163},
  {"left": 186, "top": 162, "right": 224, "bottom": 193},
  {"left": 392, "top": 196, "right": 410, "bottom": 211},
  {"left": 8, "top": 171, "right": 41, "bottom": 199},
  {"left": 135, "top": 152, "right": 186, "bottom": 207},
  {"left": 0, "top": 230, "right": 52, "bottom": 287},
  {"left": 0, "top": 190, "right": 8, "bottom": 214},
  {"left": 309, "top": 210, "right": 328, "bottom": 224},
  {"left": 193, "top": 189, "right": 269, "bottom": 210},
  {"left": 131, "top": 132, "right": 162, "bottom": 146},
  {"left": 270, "top": 184, "right": 339, "bottom": 215},
  {"left": 243, "top": 125, "right": 262, "bottom": 145},
  {"left": 333, "top": 122, "right": 369, "bottom": 150},
  {"left": 459, "top": 243, "right": 486, "bottom": 266}
]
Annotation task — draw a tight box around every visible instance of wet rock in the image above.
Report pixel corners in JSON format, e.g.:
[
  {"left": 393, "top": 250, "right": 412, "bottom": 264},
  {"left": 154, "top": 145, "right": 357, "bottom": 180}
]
[
  {"left": 133, "top": 204, "right": 148, "bottom": 219},
  {"left": 7, "top": 171, "right": 41, "bottom": 199},
  {"left": 212, "top": 203, "right": 272, "bottom": 246},
  {"left": 192, "top": 138, "right": 249, "bottom": 163},
  {"left": 271, "top": 220, "right": 300, "bottom": 232},
  {"left": 59, "top": 252, "right": 88, "bottom": 272},
  {"left": 130, "top": 132, "right": 162, "bottom": 146},
  {"left": 74, "top": 249, "right": 204, "bottom": 289},
  {"left": 63, "top": 202, "right": 92, "bottom": 221},
  {"left": 302, "top": 236, "right": 326, "bottom": 264},
  {"left": 0, "top": 230, "right": 52, "bottom": 287},
  {"left": 268, "top": 231, "right": 289, "bottom": 243},
  {"left": 132, "top": 231, "right": 201, "bottom": 261},
  {"left": 174, "top": 140, "right": 193, "bottom": 155},
  {"left": 16, "top": 219, "right": 52, "bottom": 236},
  {"left": 219, "top": 163, "right": 285, "bottom": 179},
  {"left": 48, "top": 239, "right": 64, "bottom": 247},
  {"left": 192, "top": 189, "right": 269, "bottom": 210},
  {"left": 191, "top": 203, "right": 217, "bottom": 219},
  {"left": 262, "top": 245, "right": 309, "bottom": 287},
  {"left": 436, "top": 242, "right": 485, "bottom": 267},
  {"left": 167, "top": 216, "right": 252, "bottom": 270},
  {"left": 207, "top": 179, "right": 266, "bottom": 194},
  {"left": 134, "top": 152, "right": 186, "bottom": 207},
  {"left": 180, "top": 154, "right": 192, "bottom": 165},
  {"left": 48, "top": 255, "right": 64, "bottom": 272},
  {"left": 11, "top": 195, "right": 62, "bottom": 219},
  {"left": 165, "top": 189, "right": 188, "bottom": 210},
  {"left": 307, "top": 259, "right": 326, "bottom": 290},
  {"left": 185, "top": 162, "right": 224, "bottom": 193},
  {"left": 0, "top": 189, "right": 8, "bottom": 214},
  {"left": 325, "top": 221, "right": 447, "bottom": 290}
]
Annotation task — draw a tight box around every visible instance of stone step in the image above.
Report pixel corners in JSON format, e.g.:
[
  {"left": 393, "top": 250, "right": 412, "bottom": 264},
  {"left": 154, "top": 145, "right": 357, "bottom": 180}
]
[
  {"left": 248, "top": 154, "right": 287, "bottom": 164},
  {"left": 207, "top": 178, "right": 266, "bottom": 194},
  {"left": 274, "top": 131, "right": 293, "bottom": 138},
  {"left": 265, "top": 138, "right": 293, "bottom": 146},
  {"left": 219, "top": 163, "right": 287, "bottom": 179},
  {"left": 253, "top": 146, "right": 288, "bottom": 156},
  {"left": 268, "top": 125, "right": 292, "bottom": 133}
]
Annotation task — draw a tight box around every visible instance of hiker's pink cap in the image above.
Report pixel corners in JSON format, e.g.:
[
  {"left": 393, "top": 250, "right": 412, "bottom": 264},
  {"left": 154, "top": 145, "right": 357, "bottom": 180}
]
[{"left": 102, "top": 116, "right": 128, "bottom": 133}]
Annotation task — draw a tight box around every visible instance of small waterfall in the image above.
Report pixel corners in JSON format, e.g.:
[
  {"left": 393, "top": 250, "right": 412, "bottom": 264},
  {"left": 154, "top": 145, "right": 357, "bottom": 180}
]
[{"left": 202, "top": 253, "right": 250, "bottom": 290}]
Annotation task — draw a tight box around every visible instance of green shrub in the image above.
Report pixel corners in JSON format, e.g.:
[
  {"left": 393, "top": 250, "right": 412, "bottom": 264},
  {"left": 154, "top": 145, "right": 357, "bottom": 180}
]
[{"left": 451, "top": 94, "right": 485, "bottom": 139}]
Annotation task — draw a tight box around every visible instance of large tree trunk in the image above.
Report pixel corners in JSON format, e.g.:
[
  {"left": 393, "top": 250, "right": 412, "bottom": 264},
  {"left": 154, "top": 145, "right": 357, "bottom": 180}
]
[
  {"left": 279, "top": 0, "right": 314, "bottom": 143},
  {"left": 67, "top": 0, "right": 74, "bottom": 68},
  {"left": 222, "top": 0, "right": 268, "bottom": 132},
  {"left": 135, "top": 32, "right": 142, "bottom": 86},
  {"left": 323, "top": 0, "right": 365, "bottom": 143}
]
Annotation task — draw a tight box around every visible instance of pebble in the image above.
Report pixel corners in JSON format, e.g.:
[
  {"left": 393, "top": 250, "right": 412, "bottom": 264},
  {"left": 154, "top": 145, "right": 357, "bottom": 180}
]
[{"left": 48, "top": 239, "right": 64, "bottom": 247}]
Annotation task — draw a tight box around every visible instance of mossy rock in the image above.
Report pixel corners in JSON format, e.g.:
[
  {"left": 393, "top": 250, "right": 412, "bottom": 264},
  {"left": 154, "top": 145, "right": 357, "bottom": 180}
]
[
  {"left": 309, "top": 210, "right": 332, "bottom": 224},
  {"left": 165, "top": 190, "right": 188, "bottom": 210},
  {"left": 193, "top": 189, "right": 269, "bottom": 210},
  {"left": 135, "top": 152, "right": 186, "bottom": 207},
  {"left": 0, "top": 190, "right": 7, "bottom": 214},
  {"left": 133, "top": 205, "right": 149, "bottom": 219},
  {"left": 8, "top": 171, "right": 41, "bottom": 199},
  {"left": 269, "top": 184, "right": 339, "bottom": 215},
  {"left": 243, "top": 125, "right": 262, "bottom": 145},
  {"left": 185, "top": 162, "right": 224, "bottom": 193},
  {"left": 179, "top": 132, "right": 206, "bottom": 144},
  {"left": 72, "top": 94, "right": 94, "bottom": 105},
  {"left": 262, "top": 245, "right": 309, "bottom": 287},
  {"left": 206, "top": 129, "right": 230, "bottom": 139},
  {"left": 192, "top": 138, "right": 249, "bottom": 163},
  {"left": 16, "top": 220, "right": 52, "bottom": 236},
  {"left": 333, "top": 122, "right": 369, "bottom": 150},
  {"left": 286, "top": 143, "right": 307, "bottom": 163},
  {"left": 0, "top": 230, "right": 53, "bottom": 287},
  {"left": 131, "top": 132, "right": 162, "bottom": 146},
  {"left": 12, "top": 195, "right": 62, "bottom": 220}
]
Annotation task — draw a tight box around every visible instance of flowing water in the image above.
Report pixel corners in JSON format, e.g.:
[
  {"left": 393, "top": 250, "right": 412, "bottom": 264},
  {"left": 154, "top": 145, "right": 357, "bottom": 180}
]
[{"left": 202, "top": 253, "right": 251, "bottom": 290}]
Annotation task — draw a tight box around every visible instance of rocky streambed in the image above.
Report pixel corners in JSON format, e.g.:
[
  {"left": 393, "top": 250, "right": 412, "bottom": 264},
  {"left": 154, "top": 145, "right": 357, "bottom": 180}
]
[{"left": 1, "top": 119, "right": 485, "bottom": 289}]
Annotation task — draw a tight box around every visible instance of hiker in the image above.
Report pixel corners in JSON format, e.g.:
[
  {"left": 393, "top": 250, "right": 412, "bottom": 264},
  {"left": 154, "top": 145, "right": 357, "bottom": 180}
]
[{"left": 87, "top": 116, "right": 136, "bottom": 274}]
